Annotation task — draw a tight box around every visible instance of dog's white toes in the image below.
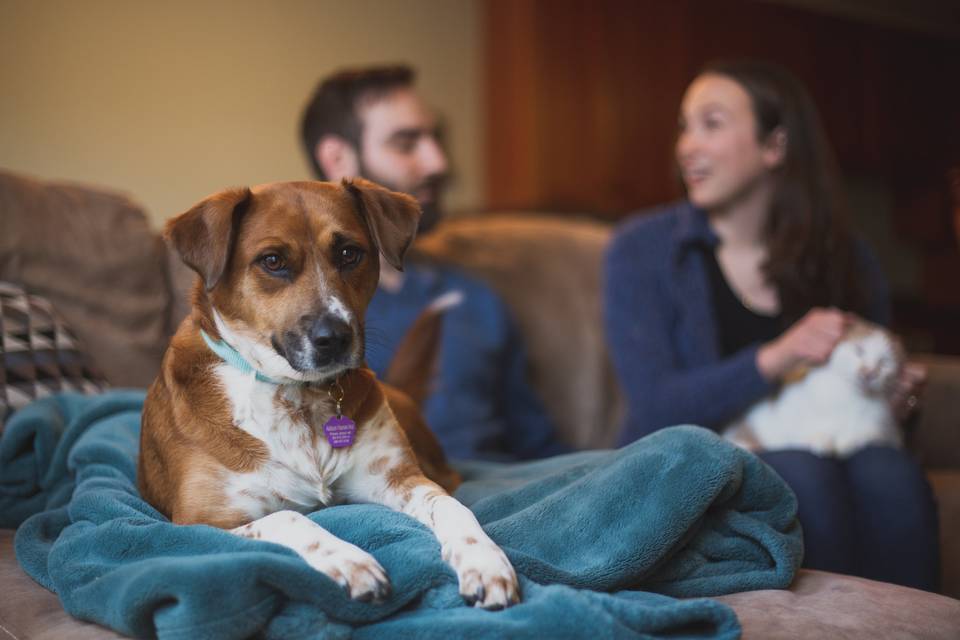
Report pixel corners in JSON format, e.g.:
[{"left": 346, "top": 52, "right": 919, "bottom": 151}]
[
  {"left": 460, "top": 571, "right": 519, "bottom": 609},
  {"left": 345, "top": 561, "right": 392, "bottom": 603},
  {"left": 451, "top": 543, "right": 520, "bottom": 609},
  {"left": 303, "top": 542, "right": 391, "bottom": 603}
]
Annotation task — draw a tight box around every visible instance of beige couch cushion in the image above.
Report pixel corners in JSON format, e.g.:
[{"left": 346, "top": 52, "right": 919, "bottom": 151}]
[
  {"left": 415, "top": 214, "right": 624, "bottom": 449},
  {"left": 0, "top": 171, "right": 170, "bottom": 388}
]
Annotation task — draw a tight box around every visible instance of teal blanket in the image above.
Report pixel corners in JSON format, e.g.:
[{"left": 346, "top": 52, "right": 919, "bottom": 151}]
[{"left": 0, "top": 391, "right": 802, "bottom": 639}]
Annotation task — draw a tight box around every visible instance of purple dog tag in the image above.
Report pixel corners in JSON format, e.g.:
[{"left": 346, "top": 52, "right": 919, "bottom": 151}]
[{"left": 323, "top": 415, "right": 356, "bottom": 448}]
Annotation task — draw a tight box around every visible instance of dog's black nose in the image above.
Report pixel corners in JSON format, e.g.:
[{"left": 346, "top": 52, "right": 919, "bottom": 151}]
[{"left": 309, "top": 315, "right": 353, "bottom": 363}]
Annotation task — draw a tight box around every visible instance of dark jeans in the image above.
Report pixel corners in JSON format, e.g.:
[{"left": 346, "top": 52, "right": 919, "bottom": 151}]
[{"left": 758, "top": 446, "right": 940, "bottom": 592}]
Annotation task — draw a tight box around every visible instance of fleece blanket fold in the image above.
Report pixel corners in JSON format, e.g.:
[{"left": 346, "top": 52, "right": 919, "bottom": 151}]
[{"left": 0, "top": 392, "right": 802, "bottom": 639}]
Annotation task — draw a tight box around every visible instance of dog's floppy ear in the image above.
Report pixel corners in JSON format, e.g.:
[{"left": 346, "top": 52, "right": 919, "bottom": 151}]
[
  {"left": 164, "top": 187, "right": 252, "bottom": 291},
  {"left": 343, "top": 178, "right": 422, "bottom": 271}
]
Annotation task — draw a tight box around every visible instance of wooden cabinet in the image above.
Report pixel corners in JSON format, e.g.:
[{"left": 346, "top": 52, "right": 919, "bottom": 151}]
[{"left": 484, "top": 0, "right": 960, "bottom": 351}]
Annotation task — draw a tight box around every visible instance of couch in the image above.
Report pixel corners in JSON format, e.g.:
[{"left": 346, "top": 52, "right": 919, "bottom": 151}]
[{"left": 1, "top": 169, "right": 958, "bottom": 638}]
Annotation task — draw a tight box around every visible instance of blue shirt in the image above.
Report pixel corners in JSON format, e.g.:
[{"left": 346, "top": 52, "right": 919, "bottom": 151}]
[
  {"left": 365, "top": 262, "right": 570, "bottom": 461},
  {"left": 603, "top": 201, "right": 891, "bottom": 445}
]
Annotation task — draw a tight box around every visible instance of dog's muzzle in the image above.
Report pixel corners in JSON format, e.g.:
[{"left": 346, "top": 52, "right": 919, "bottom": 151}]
[{"left": 275, "top": 314, "right": 357, "bottom": 373}]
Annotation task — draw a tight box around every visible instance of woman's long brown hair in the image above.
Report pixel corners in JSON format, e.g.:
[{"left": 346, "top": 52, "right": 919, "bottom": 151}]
[{"left": 700, "top": 60, "right": 866, "bottom": 324}]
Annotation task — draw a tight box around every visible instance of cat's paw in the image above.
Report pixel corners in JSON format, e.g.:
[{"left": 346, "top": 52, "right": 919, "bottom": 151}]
[
  {"left": 725, "top": 433, "right": 761, "bottom": 451},
  {"left": 807, "top": 434, "right": 839, "bottom": 457},
  {"left": 832, "top": 430, "right": 901, "bottom": 458}
]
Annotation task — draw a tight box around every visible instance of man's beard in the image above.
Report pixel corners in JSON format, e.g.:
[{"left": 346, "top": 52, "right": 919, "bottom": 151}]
[
  {"left": 358, "top": 164, "right": 446, "bottom": 235},
  {"left": 416, "top": 200, "right": 442, "bottom": 235}
]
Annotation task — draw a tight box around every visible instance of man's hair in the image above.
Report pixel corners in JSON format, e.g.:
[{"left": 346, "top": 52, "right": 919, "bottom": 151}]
[{"left": 300, "top": 65, "right": 415, "bottom": 180}]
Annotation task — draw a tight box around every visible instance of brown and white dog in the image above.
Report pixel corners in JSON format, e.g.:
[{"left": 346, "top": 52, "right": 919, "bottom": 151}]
[{"left": 138, "top": 179, "right": 519, "bottom": 609}]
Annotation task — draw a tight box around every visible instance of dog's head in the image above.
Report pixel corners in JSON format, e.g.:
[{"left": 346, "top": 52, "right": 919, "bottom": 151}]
[{"left": 166, "top": 178, "right": 420, "bottom": 382}]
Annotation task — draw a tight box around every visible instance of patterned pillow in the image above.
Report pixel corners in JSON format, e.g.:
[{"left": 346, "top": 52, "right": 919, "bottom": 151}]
[{"left": 0, "top": 281, "right": 108, "bottom": 427}]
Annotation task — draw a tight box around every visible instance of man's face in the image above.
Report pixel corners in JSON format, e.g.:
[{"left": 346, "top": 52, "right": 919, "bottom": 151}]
[{"left": 357, "top": 88, "right": 449, "bottom": 233}]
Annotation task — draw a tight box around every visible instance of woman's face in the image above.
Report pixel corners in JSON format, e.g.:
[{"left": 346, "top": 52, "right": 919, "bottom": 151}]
[{"left": 676, "top": 73, "right": 783, "bottom": 213}]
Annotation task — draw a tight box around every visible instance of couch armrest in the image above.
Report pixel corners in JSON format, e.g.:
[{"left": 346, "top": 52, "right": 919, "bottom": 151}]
[{"left": 911, "top": 354, "right": 960, "bottom": 469}]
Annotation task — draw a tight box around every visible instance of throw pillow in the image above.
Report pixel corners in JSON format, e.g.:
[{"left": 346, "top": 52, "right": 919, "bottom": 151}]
[{"left": 0, "top": 281, "right": 108, "bottom": 427}]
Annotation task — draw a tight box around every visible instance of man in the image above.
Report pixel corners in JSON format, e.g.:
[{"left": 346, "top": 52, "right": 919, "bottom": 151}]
[{"left": 300, "top": 66, "right": 569, "bottom": 461}]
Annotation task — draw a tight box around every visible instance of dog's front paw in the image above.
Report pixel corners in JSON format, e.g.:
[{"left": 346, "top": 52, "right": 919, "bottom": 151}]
[
  {"left": 303, "top": 538, "right": 392, "bottom": 603},
  {"left": 232, "top": 511, "right": 391, "bottom": 603},
  {"left": 446, "top": 537, "right": 520, "bottom": 610}
]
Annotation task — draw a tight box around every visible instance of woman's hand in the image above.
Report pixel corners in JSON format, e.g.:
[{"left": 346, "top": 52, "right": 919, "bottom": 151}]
[
  {"left": 757, "top": 307, "right": 852, "bottom": 382},
  {"left": 889, "top": 361, "right": 927, "bottom": 423}
]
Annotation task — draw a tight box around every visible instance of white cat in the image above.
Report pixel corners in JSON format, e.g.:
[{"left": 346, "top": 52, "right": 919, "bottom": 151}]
[{"left": 724, "top": 320, "right": 905, "bottom": 457}]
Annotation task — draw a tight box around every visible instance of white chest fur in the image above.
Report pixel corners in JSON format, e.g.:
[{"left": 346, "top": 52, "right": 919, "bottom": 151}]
[{"left": 215, "top": 364, "right": 351, "bottom": 518}]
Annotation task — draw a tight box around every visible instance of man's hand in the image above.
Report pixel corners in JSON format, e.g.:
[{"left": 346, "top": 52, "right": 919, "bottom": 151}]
[{"left": 757, "top": 308, "right": 852, "bottom": 382}]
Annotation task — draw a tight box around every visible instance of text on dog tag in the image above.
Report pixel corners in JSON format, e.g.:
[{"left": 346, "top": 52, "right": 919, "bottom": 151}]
[{"left": 322, "top": 415, "right": 356, "bottom": 448}]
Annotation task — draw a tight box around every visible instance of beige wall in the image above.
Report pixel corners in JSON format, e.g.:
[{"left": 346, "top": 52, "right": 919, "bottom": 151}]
[{"left": 0, "top": 0, "right": 482, "bottom": 226}]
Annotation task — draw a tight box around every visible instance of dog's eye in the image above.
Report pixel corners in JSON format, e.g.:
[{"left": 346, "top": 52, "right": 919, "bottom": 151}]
[
  {"left": 260, "top": 254, "right": 286, "bottom": 272},
  {"left": 337, "top": 246, "right": 363, "bottom": 270}
]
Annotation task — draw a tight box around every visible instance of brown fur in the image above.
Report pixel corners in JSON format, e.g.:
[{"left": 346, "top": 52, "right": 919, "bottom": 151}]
[
  {"left": 382, "top": 385, "right": 461, "bottom": 492},
  {"left": 138, "top": 179, "right": 460, "bottom": 527},
  {"left": 139, "top": 323, "right": 272, "bottom": 524}
]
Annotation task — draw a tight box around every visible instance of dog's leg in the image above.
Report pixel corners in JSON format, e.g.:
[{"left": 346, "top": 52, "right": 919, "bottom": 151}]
[
  {"left": 401, "top": 482, "right": 520, "bottom": 609},
  {"left": 232, "top": 510, "right": 391, "bottom": 602},
  {"left": 341, "top": 453, "right": 520, "bottom": 609}
]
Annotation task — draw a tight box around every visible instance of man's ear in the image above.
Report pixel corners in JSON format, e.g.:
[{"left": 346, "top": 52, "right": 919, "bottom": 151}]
[
  {"left": 316, "top": 135, "right": 360, "bottom": 182},
  {"left": 164, "top": 187, "right": 252, "bottom": 291},
  {"left": 762, "top": 126, "right": 788, "bottom": 169},
  {"left": 343, "top": 178, "right": 422, "bottom": 271}
]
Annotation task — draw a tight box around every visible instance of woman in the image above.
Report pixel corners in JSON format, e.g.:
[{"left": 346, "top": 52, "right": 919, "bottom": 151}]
[{"left": 603, "top": 60, "right": 939, "bottom": 591}]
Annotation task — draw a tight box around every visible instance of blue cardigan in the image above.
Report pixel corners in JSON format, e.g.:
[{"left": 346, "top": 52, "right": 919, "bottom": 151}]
[
  {"left": 365, "top": 262, "right": 570, "bottom": 461},
  {"left": 603, "top": 201, "right": 891, "bottom": 445}
]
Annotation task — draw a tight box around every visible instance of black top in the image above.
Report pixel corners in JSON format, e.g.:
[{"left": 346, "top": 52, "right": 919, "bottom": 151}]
[{"left": 702, "top": 247, "right": 783, "bottom": 357}]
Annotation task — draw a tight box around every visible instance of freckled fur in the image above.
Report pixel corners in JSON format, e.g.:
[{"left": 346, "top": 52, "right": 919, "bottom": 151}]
[
  {"left": 369, "top": 456, "right": 391, "bottom": 475},
  {"left": 139, "top": 324, "right": 270, "bottom": 525},
  {"left": 139, "top": 180, "right": 516, "bottom": 609}
]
